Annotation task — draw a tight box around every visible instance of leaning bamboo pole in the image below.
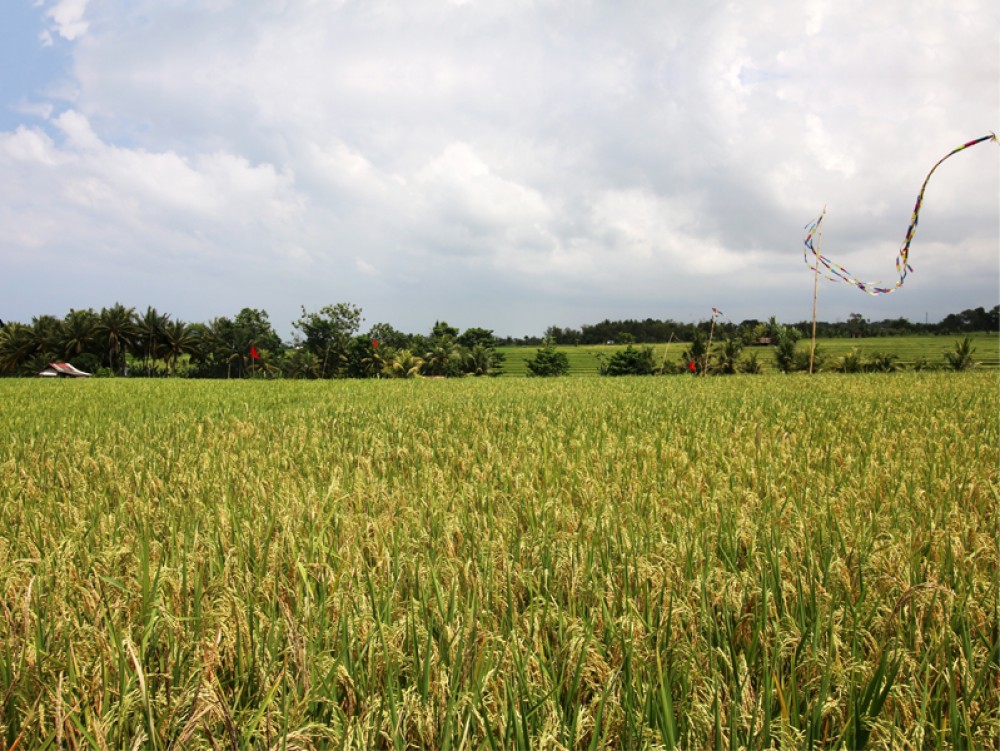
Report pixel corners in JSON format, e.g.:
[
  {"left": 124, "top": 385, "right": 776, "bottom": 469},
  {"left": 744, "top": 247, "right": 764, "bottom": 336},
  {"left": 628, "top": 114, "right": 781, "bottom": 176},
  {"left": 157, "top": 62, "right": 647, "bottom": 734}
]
[{"left": 809, "top": 215, "right": 823, "bottom": 375}]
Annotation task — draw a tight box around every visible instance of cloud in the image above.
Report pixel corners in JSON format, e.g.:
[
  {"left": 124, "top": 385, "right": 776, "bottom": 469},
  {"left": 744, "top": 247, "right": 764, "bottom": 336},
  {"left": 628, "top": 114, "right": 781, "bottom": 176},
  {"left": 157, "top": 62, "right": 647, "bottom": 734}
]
[
  {"left": 45, "top": 0, "right": 90, "bottom": 42},
  {"left": 0, "top": 110, "right": 306, "bottom": 279},
  {"left": 1, "top": 0, "right": 997, "bottom": 335}
]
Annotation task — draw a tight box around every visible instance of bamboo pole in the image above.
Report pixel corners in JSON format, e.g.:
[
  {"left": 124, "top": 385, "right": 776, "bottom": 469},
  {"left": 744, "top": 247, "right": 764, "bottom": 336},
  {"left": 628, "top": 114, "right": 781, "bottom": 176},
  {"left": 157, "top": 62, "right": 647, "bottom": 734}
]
[
  {"left": 704, "top": 311, "right": 718, "bottom": 377},
  {"left": 658, "top": 331, "right": 677, "bottom": 375},
  {"left": 809, "top": 212, "right": 823, "bottom": 375}
]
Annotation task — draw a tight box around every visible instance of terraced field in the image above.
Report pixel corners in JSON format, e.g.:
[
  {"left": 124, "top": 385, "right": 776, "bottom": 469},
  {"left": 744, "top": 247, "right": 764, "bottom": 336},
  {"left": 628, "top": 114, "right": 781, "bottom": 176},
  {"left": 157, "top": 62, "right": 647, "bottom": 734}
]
[{"left": 499, "top": 333, "right": 999, "bottom": 376}]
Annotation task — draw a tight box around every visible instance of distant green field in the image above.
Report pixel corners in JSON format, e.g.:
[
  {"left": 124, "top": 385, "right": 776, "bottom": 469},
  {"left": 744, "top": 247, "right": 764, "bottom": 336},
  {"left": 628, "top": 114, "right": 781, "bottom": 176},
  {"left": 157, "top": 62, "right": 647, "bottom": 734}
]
[{"left": 499, "top": 333, "right": 999, "bottom": 376}]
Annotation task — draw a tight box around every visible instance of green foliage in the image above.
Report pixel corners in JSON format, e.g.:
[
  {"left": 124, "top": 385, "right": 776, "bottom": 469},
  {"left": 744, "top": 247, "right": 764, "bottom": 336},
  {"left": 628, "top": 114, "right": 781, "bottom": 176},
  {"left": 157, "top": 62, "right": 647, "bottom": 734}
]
[
  {"left": 367, "top": 322, "right": 410, "bottom": 350},
  {"left": 279, "top": 347, "right": 321, "bottom": 379},
  {"left": 95, "top": 303, "right": 138, "bottom": 376},
  {"left": 293, "top": 302, "right": 363, "bottom": 378},
  {"left": 680, "top": 330, "right": 708, "bottom": 374},
  {"left": 793, "top": 343, "right": 825, "bottom": 372},
  {"left": 739, "top": 351, "right": 763, "bottom": 374},
  {"left": 714, "top": 336, "right": 744, "bottom": 375},
  {"left": 525, "top": 339, "right": 569, "bottom": 377},
  {"left": 835, "top": 348, "right": 867, "bottom": 373},
  {"left": 466, "top": 342, "right": 505, "bottom": 376},
  {"left": 386, "top": 348, "right": 424, "bottom": 378},
  {"left": 601, "top": 343, "right": 655, "bottom": 376},
  {"left": 423, "top": 333, "right": 465, "bottom": 377},
  {"left": 772, "top": 325, "right": 801, "bottom": 373},
  {"left": 866, "top": 351, "right": 899, "bottom": 373},
  {"left": 944, "top": 336, "right": 977, "bottom": 371}
]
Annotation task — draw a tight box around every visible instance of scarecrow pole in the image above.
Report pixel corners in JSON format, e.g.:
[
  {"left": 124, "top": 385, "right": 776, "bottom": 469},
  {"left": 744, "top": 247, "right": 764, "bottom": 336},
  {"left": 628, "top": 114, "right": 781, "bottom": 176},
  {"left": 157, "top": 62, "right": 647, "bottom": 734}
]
[
  {"left": 809, "top": 211, "right": 823, "bottom": 375},
  {"left": 703, "top": 308, "right": 719, "bottom": 377},
  {"left": 658, "top": 331, "right": 677, "bottom": 374}
]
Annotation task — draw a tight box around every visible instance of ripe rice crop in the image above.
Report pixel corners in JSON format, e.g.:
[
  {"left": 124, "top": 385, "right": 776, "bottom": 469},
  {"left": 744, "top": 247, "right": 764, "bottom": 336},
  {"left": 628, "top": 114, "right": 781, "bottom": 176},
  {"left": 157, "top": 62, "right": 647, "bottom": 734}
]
[{"left": 0, "top": 373, "right": 996, "bottom": 749}]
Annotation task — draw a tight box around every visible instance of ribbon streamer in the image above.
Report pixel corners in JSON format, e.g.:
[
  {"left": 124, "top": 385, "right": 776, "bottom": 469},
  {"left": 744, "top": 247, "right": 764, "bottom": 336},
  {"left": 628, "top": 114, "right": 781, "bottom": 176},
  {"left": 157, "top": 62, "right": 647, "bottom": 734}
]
[{"left": 804, "top": 133, "right": 997, "bottom": 295}]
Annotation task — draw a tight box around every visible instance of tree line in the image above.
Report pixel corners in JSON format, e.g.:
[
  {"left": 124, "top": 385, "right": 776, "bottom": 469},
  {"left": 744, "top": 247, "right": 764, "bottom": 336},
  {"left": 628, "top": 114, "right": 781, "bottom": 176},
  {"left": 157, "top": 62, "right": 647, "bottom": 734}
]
[
  {"left": 0, "top": 302, "right": 994, "bottom": 378},
  {"left": 0, "top": 303, "right": 504, "bottom": 379},
  {"left": 526, "top": 306, "right": 998, "bottom": 346}
]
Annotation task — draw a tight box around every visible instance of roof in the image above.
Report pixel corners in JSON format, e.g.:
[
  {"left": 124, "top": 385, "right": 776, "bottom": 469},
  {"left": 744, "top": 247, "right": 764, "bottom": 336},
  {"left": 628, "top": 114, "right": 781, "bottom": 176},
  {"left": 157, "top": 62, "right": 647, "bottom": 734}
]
[{"left": 39, "top": 362, "right": 92, "bottom": 378}]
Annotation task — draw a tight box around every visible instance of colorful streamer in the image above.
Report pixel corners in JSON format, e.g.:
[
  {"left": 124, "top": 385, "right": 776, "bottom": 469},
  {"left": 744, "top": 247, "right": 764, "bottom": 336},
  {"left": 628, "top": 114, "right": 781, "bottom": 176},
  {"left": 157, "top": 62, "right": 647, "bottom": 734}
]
[{"left": 804, "top": 133, "right": 997, "bottom": 295}]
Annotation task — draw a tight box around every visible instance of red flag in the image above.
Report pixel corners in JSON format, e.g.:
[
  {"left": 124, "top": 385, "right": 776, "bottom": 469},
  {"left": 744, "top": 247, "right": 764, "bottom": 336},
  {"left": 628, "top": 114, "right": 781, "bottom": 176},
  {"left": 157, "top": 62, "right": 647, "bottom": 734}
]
[
  {"left": 688, "top": 360, "right": 696, "bottom": 373},
  {"left": 250, "top": 344, "right": 259, "bottom": 360},
  {"left": 372, "top": 339, "right": 378, "bottom": 349}
]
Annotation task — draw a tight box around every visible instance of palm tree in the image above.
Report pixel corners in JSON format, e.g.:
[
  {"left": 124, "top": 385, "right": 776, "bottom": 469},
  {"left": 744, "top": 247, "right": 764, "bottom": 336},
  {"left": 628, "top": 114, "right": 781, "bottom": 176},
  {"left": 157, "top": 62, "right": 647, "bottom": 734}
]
[
  {"left": 423, "top": 335, "right": 464, "bottom": 377},
  {"left": 680, "top": 330, "right": 707, "bottom": 374},
  {"left": 739, "top": 351, "right": 763, "bottom": 374},
  {"left": 944, "top": 337, "right": 976, "bottom": 371},
  {"left": 0, "top": 322, "right": 39, "bottom": 375},
  {"left": 61, "top": 308, "right": 99, "bottom": 361},
  {"left": 135, "top": 307, "right": 169, "bottom": 375},
  {"left": 465, "top": 343, "right": 504, "bottom": 376},
  {"left": 867, "top": 352, "right": 899, "bottom": 373},
  {"left": 714, "top": 336, "right": 744, "bottom": 375},
  {"left": 31, "top": 314, "right": 64, "bottom": 363},
  {"left": 834, "top": 348, "right": 866, "bottom": 373},
  {"left": 160, "top": 319, "right": 201, "bottom": 375},
  {"left": 95, "top": 303, "right": 137, "bottom": 375},
  {"left": 388, "top": 349, "right": 424, "bottom": 378},
  {"left": 280, "top": 348, "right": 321, "bottom": 379},
  {"left": 772, "top": 328, "right": 798, "bottom": 373},
  {"left": 360, "top": 344, "right": 387, "bottom": 378}
]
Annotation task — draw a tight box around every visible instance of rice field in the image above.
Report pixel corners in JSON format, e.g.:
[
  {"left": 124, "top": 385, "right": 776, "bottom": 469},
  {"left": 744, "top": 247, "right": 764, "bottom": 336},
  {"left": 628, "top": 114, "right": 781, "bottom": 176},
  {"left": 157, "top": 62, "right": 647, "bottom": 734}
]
[
  {"left": 498, "top": 333, "right": 1000, "bottom": 376},
  {"left": 0, "top": 372, "right": 997, "bottom": 749}
]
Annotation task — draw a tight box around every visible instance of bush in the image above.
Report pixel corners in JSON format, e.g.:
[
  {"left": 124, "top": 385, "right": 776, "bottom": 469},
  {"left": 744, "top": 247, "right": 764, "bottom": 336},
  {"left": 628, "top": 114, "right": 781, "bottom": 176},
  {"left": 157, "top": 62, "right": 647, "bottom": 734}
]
[
  {"left": 944, "top": 337, "right": 976, "bottom": 371},
  {"left": 833, "top": 348, "right": 865, "bottom": 373},
  {"left": 867, "top": 352, "right": 899, "bottom": 373},
  {"left": 602, "top": 344, "right": 655, "bottom": 376},
  {"left": 525, "top": 340, "right": 569, "bottom": 377},
  {"left": 773, "top": 331, "right": 798, "bottom": 373},
  {"left": 739, "top": 351, "right": 763, "bottom": 374},
  {"left": 794, "top": 345, "right": 825, "bottom": 373}
]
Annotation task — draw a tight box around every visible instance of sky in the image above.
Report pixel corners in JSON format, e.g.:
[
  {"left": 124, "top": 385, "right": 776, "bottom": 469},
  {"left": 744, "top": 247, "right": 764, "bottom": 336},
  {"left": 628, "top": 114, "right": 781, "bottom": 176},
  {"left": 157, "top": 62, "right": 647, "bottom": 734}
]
[{"left": 1, "top": 0, "right": 997, "bottom": 339}]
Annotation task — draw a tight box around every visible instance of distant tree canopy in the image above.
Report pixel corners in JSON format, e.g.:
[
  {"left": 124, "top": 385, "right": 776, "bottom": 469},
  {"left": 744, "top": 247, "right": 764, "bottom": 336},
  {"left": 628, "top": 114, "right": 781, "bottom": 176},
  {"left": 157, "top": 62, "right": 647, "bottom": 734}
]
[
  {"left": 518, "top": 306, "right": 999, "bottom": 347},
  {"left": 0, "top": 303, "right": 995, "bottom": 378}
]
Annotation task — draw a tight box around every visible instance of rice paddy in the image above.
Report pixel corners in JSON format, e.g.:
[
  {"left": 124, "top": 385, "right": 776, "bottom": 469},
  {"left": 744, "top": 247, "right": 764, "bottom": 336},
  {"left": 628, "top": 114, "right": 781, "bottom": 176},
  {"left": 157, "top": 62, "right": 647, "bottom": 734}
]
[
  {"left": 0, "top": 372, "right": 997, "bottom": 749},
  {"left": 498, "top": 333, "right": 1000, "bottom": 376}
]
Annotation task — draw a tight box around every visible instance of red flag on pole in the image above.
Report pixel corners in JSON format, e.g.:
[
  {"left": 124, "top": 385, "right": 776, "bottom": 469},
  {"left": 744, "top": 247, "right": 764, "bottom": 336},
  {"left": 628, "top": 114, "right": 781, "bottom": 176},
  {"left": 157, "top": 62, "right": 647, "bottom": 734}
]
[{"left": 250, "top": 344, "right": 259, "bottom": 360}]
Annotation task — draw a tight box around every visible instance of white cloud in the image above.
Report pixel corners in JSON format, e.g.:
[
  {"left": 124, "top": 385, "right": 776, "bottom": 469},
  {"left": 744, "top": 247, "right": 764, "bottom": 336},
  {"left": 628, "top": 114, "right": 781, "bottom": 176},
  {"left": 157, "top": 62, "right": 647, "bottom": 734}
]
[
  {"left": 0, "top": 0, "right": 997, "bottom": 334},
  {"left": 45, "top": 0, "right": 90, "bottom": 41}
]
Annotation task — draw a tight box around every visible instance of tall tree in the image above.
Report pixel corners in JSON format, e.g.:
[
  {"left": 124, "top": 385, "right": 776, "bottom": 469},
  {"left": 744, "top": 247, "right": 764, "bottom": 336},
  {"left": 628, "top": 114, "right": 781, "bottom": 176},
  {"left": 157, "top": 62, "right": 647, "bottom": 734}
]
[
  {"left": 160, "top": 319, "right": 201, "bottom": 376},
  {"left": 95, "top": 303, "right": 137, "bottom": 375},
  {"left": 293, "top": 303, "right": 363, "bottom": 378},
  {"left": 423, "top": 334, "right": 464, "bottom": 377},
  {"left": 61, "top": 308, "right": 99, "bottom": 361},
  {"left": 134, "top": 307, "right": 169, "bottom": 375},
  {"left": 0, "top": 322, "right": 38, "bottom": 375}
]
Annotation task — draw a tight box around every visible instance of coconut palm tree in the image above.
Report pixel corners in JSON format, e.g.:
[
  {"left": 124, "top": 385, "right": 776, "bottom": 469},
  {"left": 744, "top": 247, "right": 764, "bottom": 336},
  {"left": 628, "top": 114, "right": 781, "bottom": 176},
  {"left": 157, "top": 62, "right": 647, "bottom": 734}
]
[
  {"left": 423, "top": 335, "right": 464, "bottom": 377},
  {"left": 61, "top": 308, "right": 99, "bottom": 361},
  {"left": 714, "top": 336, "right": 744, "bottom": 375},
  {"left": 134, "top": 307, "right": 169, "bottom": 375},
  {"left": 388, "top": 349, "right": 424, "bottom": 378},
  {"left": 160, "top": 319, "right": 201, "bottom": 375},
  {"left": 465, "top": 343, "right": 505, "bottom": 376},
  {"left": 944, "top": 337, "right": 976, "bottom": 371},
  {"left": 0, "top": 322, "right": 39, "bottom": 375},
  {"left": 95, "top": 303, "right": 137, "bottom": 375}
]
